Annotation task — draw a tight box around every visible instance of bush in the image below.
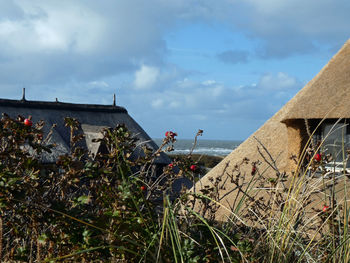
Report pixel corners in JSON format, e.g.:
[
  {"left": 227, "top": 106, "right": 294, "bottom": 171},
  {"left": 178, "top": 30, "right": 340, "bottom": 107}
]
[
  {"left": 1, "top": 114, "right": 349, "bottom": 262},
  {"left": 0, "top": 114, "right": 240, "bottom": 262}
]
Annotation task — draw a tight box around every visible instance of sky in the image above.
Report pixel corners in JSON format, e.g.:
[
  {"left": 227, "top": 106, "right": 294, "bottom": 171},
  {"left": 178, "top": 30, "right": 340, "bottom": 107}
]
[{"left": 0, "top": 1, "right": 349, "bottom": 140}]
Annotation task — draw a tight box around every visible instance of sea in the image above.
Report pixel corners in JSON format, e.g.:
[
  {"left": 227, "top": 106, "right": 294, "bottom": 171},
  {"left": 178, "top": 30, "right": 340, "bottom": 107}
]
[{"left": 152, "top": 138, "right": 242, "bottom": 157}]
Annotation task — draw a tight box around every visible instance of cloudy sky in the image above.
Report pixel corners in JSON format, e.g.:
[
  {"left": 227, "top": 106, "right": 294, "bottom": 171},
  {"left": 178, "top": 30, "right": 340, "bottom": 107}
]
[{"left": 0, "top": 0, "right": 349, "bottom": 140}]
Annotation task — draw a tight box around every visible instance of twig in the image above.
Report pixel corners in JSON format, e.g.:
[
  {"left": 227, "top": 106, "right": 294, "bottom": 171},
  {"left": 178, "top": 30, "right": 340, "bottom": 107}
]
[
  {"left": 304, "top": 119, "right": 314, "bottom": 150},
  {"left": 254, "top": 136, "right": 282, "bottom": 176},
  {"left": 189, "top": 129, "right": 203, "bottom": 156}
]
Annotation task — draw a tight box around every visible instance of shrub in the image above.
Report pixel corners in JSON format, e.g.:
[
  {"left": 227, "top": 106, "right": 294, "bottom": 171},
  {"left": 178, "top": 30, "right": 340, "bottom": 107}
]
[
  {"left": 1, "top": 114, "right": 348, "bottom": 262},
  {"left": 0, "top": 114, "right": 239, "bottom": 262}
]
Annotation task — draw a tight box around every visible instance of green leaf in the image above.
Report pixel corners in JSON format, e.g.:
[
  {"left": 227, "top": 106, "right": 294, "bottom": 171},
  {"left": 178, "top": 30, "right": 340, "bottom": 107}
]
[
  {"left": 77, "top": 195, "right": 91, "bottom": 205},
  {"left": 38, "top": 234, "right": 48, "bottom": 245}
]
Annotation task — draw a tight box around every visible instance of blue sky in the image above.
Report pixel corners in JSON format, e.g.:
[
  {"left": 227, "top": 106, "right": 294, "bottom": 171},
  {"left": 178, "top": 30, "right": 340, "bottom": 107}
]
[{"left": 0, "top": 0, "right": 349, "bottom": 140}]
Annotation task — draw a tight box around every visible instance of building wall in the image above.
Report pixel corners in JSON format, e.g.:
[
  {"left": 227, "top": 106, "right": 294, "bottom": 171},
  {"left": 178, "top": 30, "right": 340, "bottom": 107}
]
[{"left": 284, "top": 119, "right": 310, "bottom": 173}]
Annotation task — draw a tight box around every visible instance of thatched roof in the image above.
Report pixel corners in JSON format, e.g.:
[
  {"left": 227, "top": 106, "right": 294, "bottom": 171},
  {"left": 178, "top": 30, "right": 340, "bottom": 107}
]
[
  {"left": 194, "top": 39, "right": 350, "bottom": 220},
  {"left": 282, "top": 39, "right": 350, "bottom": 121},
  {"left": 0, "top": 98, "right": 170, "bottom": 164}
]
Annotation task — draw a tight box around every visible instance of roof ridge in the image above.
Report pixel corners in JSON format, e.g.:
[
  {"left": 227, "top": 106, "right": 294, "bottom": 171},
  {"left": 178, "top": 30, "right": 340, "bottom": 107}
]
[
  {"left": 0, "top": 98, "right": 128, "bottom": 113},
  {"left": 280, "top": 39, "right": 350, "bottom": 121}
]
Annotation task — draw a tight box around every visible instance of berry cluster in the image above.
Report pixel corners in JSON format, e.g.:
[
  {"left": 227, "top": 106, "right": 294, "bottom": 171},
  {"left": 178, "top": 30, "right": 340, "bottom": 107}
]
[{"left": 165, "top": 131, "right": 177, "bottom": 138}]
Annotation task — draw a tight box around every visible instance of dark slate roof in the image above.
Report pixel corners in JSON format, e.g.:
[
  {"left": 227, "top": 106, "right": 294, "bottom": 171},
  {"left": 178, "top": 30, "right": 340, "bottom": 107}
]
[
  {"left": 0, "top": 98, "right": 128, "bottom": 113},
  {"left": 0, "top": 98, "right": 170, "bottom": 164}
]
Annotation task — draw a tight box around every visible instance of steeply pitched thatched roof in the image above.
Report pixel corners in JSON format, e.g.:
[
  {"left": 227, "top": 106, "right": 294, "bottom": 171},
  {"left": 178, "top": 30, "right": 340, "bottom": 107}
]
[
  {"left": 194, "top": 39, "right": 350, "bottom": 220},
  {"left": 282, "top": 39, "right": 350, "bottom": 121},
  {"left": 0, "top": 98, "right": 170, "bottom": 164}
]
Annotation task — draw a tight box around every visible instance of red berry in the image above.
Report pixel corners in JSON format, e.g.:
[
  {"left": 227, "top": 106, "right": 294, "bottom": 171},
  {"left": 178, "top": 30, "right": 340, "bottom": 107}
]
[
  {"left": 165, "top": 131, "right": 177, "bottom": 138},
  {"left": 323, "top": 205, "right": 329, "bottom": 212},
  {"left": 24, "top": 119, "right": 32, "bottom": 127},
  {"left": 314, "top": 153, "right": 322, "bottom": 162},
  {"left": 140, "top": 185, "right": 146, "bottom": 191},
  {"left": 251, "top": 166, "right": 257, "bottom": 175},
  {"left": 190, "top": 165, "right": 197, "bottom": 171}
]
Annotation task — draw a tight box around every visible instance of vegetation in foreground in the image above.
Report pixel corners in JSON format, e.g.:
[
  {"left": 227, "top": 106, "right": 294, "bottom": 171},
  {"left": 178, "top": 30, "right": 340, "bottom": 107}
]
[{"left": 0, "top": 114, "right": 349, "bottom": 262}]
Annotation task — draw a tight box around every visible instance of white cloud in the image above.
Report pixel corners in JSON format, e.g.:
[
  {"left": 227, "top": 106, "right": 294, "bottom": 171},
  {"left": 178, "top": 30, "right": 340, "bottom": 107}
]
[
  {"left": 259, "top": 72, "right": 299, "bottom": 91},
  {"left": 134, "top": 65, "right": 160, "bottom": 90},
  {"left": 0, "top": 0, "right": 176, "bottom": 85},
  {"left": 169, "top": 101, "right": 181, "bottom": 109},
  {"left": 115, "top": 68, "right": 304, "bottom": 139},
  {"left": 146, "top": 72, "right": 299, "bottom": 119},
  {"left": 151, "top": 98, "right": 164, "bottom": 109},
  {"left": 0, "top": 2, "right": 105, "bottom": 53},
  {"left": 235, "top": 0, "right": 350, "bottom": 56},
  {"left": 202, "top": 80, "right": 216, "bottom": 86},
  {"left": 0, "top": 0, "right": 349, "bottom": 88},
  {"left": 88, "top": 81, "right": 109, "bottom": 88},
  {"left": 210, "top": 86, "right": 224, "bottom": 97}
]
